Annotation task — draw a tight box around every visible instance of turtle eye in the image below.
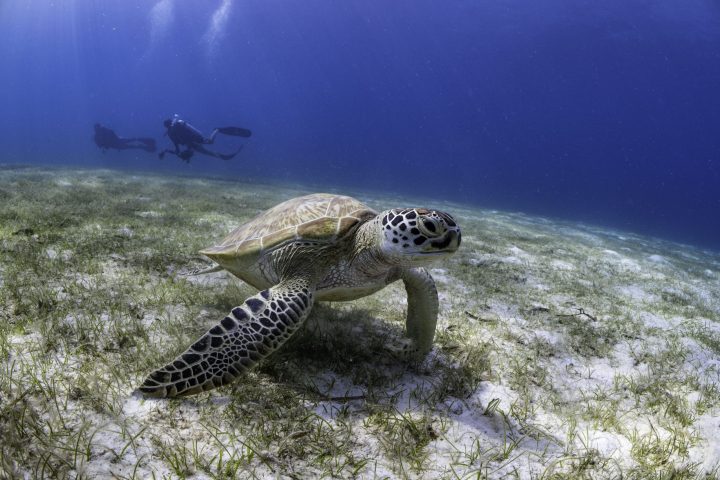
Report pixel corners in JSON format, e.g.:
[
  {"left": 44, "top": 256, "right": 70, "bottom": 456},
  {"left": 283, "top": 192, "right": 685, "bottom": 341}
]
[
  {"left": 438, "top": 212, "right": 457, "bottom": 227},
  {"left": 418, "top": 217, "right": 441, "bottom": 237}
]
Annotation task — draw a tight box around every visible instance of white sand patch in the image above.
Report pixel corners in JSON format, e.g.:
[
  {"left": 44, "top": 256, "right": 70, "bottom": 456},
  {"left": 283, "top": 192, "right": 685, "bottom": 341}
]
[
  {"left": 586, "top": 347, "right": 643, "bottom": 386},
  {"left": 466, "top": 253, "right": 499, "bottom": 266},
  {"left": 46, "top": 247, "right": 73, "bottom": 261},
  {"left": 314, "top": 370, "right": 510, "bottom": 478},
  {"left": 508, "top": 245, "right": 531, "bottom": 259},
  {"left": 55, "top": 179, "right": 73, "bottom": 187},
  {"left": 550, "top": 259, "right": 575, "bottom": 271},
  {"left": 136, "top": 210, "right": 162, "bottom": 218},
  {"left": 81, "top": 223, "right": 104, "bottom": 233},
  {"left": 546, "top": 293, "right": 579, "bottom": 309},
  {"left": 695, "top": 319, "right": 720, "bottom": 335},
  {"left": 61, "top": 313, "right": 79, "bottom": 327},
  {"left": 689, "top": 414, "right": 720, "bottom": 473},
  {"left": 425, "top": 382, "right": 565, "bottom": 479},
  {"left": 70, "top": 395, "right": 193, "bottom": 479},
  {"left": 473, "top": 381, "right": 519, "bottom": 413},
  {"left": 7, "top": 333, "right": 42, "bottom": 351},
  {"left": 618, "top": 257, "right": 642, "bottom": 273},
  {"left": 482, "top": 300, "right": 522, "bottom": 324},
  {"left": 689, "top": 284, "right": 720, "bottom": 311},
  {"left": 430, "top": 268, "right": 451, "bottom": 284},
  {"left": 67, "top": 272, "right": 96, "bottom": 289},
  {"left": 545, "top": 343, "right": 645, "bottom": 425},
  {"left": 99, "top": 260, "right": 126, "bottom": 282},
  {"left": 579, "top": 428, "right": 633, "bottom": 460},
  {"left": 648, "top": 254, "right": 669, "bottom": 264},
  {"left": 532, "top": 329, "right": 562, "bottom": 347},
  {"left": 182, "top": 269, "right": 233, "bottom": 287},
  {"left": 312, "top": 372, "right": 366, "bottom": 416},
  {"left": 501, "top": 255, "right": 525, "bottom": 265},
  {"left": 596, "top": 249, "right": 645, "bottom": 275},
  {"left": 677, "top": 250, "right": 701, "bottom": 262},
  {"left": 638, "top": 311, "right": 680, "bottom": 330},
  {"left": 117, "top": 226, "right": 134, "bottom": 237},
  {"left": 459, "top": 234, "right": 486, "bottom": 247},
  {"left": 429, "top": 420, "right": 549, "bottom": 479},
  {"left": 556, "top": 225, "right": 604, "bottom": 246},
  {"left": 682, "top": 339, "right": 720, "bottom": 378},
  {"left": 429, "top": 268, "right": 470, "bottom": 297},
  {"left": 616, "top": 285, "right": 659, "bottom": 303}
]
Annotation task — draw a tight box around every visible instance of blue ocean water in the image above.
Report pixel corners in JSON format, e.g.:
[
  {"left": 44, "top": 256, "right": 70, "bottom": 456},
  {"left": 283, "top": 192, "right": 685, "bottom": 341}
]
[{"left": 0, "top": 0, "right": 718, "bottom": 249}]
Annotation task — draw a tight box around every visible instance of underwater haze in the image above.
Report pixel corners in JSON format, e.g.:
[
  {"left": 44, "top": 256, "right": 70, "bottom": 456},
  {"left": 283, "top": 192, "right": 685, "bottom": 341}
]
[{"left": 1, "top": 0, "right": 719, "bottom": 249}]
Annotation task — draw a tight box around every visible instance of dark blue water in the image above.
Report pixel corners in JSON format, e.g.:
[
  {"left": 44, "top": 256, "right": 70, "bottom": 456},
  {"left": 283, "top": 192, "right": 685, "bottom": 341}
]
[{"left": 1, "top": 0, "right": 719, "bottom": 250}]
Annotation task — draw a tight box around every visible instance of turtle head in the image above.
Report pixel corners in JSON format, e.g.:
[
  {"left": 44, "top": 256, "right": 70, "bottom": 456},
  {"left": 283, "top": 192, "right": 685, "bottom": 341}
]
[{"left": 378, "top": 208, "right": 461, "bottom": 265}]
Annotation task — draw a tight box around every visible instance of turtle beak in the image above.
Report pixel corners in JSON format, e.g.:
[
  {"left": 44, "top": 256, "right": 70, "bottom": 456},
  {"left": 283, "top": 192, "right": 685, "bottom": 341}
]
[{"left": 429, "top": 230, "right": 460, "bottom": 253}]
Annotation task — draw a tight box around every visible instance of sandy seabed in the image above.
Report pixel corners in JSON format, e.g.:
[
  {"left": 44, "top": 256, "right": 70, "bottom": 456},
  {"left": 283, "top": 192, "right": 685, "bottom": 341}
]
[{"left": 0, "top": 166, "right": 719, "bottom": 479}]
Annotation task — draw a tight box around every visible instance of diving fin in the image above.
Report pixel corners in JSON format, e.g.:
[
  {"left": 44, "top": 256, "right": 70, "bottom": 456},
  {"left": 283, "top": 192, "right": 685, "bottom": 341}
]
[
  {"left": 217, "top": 127, "right": 252, "bottom": 138},
  {"left": 218, "top": 145, "right": 244, "bottom": 161}
]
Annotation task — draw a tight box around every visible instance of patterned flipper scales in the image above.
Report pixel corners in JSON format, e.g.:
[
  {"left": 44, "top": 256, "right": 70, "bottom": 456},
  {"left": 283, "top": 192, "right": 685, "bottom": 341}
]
[{"left": 139, "top": 279, "right": 314, "bottom": 398}]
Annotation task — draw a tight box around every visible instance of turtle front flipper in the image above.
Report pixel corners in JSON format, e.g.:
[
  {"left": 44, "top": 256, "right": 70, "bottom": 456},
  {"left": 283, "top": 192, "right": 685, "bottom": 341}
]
[
  {"left": 398, "top": 267, "right": 439, "bottom": 356},
  {"left": 139, "top": 278, "right": 314, "bottom": 398}
]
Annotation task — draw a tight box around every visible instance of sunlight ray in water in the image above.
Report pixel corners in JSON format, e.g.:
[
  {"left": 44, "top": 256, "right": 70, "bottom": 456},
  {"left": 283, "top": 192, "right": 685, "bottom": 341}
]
[
  {"left": 142, "top": 0, "right": 175, "bottom": 61},
  {"left": 202, "top": 0, "right": 234, "bottom": 62}
]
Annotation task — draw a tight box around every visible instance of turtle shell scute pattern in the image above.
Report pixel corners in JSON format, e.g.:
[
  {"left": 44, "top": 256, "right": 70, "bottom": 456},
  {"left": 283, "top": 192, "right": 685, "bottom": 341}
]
[{"left": 210, "top": 193, "right": 377, "bottom": 258}]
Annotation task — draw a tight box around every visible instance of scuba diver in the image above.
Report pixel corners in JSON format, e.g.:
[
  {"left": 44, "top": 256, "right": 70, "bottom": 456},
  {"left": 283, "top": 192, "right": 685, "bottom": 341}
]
[
  {"left": 159, "top": 114, "right": 252, "bottom": 163},
  {"left": 93, "top": 124, "right": 156, "bottom": 153}
]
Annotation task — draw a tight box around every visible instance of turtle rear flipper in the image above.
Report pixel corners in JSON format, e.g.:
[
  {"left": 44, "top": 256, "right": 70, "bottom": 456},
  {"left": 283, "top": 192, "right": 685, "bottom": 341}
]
[
  {"left": 139, "top": 278, "right": 314, "bottom": 398},
  {"left": 181, "top": 264, "right": 224, "bottom": 277}
]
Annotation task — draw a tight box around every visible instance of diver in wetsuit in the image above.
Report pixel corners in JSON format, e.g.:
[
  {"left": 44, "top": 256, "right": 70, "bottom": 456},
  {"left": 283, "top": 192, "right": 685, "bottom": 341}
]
[
  {"left": 158, "top": 115, "right": 252, "bottom": 163},
  {"left": 93, "top": 124, "right": 156, "bottom": 153}
]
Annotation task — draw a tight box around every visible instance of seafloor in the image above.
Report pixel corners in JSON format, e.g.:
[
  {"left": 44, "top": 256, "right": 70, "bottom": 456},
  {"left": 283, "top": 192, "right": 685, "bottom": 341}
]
[{"left": 1, "top": 166, "right": 719, "bottom": 479}]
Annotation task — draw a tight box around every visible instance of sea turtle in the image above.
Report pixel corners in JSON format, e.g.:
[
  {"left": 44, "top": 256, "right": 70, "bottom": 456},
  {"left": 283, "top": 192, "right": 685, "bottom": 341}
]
[{"left": 139, "top": 193, "right": 461, "bottom": 398}]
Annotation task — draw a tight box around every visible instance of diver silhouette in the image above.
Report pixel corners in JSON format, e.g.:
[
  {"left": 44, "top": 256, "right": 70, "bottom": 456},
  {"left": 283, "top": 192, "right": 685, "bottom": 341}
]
[
  {"left": 93, "top": 124, "right": 156, "bottom": 153},
  {"left": 158, "top": 114, "right": 252, "bottom": 163}
]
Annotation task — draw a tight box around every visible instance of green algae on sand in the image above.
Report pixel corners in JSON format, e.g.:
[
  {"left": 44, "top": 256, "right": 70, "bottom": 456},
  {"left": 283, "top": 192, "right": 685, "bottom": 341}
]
[{"left": 1, "top": 166, "right": 719, "bottom": 479}]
